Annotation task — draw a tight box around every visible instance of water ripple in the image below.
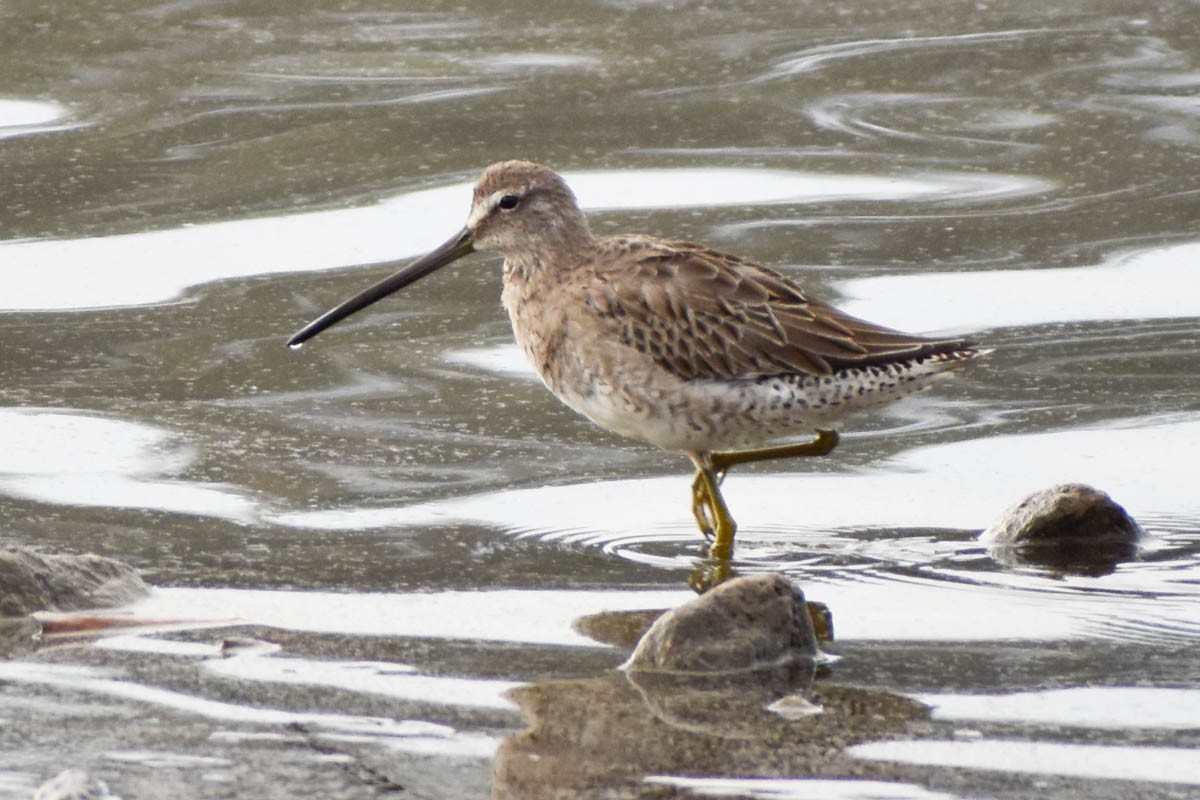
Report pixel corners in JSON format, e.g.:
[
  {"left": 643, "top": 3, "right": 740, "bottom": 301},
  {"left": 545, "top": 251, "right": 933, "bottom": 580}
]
[
  {"left": 269, "top": 414, "right": 1200, "bottom": 643},
  {"left": 804, "top": 92, "right": 1047, "bottom": 154},
  {"left": 756, "top": 28, "right": 1075, "bottom": 81}
]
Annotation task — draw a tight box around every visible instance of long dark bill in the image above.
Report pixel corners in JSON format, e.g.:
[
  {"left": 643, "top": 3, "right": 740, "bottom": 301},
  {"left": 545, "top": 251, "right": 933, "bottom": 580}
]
[{"left": 287, "top": 227, "right": 475, "bottom": 348}]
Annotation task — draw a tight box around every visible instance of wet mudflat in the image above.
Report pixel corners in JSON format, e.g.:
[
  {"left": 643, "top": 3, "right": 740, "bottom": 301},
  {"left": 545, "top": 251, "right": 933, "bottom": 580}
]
[{"left": 1, "top": 0, "right": 1199, "bottom": 797}]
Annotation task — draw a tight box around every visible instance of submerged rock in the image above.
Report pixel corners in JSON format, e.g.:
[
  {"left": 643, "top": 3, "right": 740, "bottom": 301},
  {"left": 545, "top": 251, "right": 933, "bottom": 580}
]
[
  {"left": 624, "top": 572, "right": 818, "bottom": 674},
  {"left": 0, "top": 546, "right": 148, "bottom": 618},
  {"left": 981, "top": 483, "right": 1143, "bottom": 574}
]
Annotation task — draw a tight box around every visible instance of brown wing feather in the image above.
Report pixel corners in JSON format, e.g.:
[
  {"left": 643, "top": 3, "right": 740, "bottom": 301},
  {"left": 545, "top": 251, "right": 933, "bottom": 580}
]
[{"left": 585, "top": 236, "right": 975, "bottom": 381}]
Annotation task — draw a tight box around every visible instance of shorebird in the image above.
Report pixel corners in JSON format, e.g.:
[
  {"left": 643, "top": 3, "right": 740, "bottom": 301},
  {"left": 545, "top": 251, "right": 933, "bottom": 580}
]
[{"left": 289, "top": 160, "right": 984, "bottom": 569}]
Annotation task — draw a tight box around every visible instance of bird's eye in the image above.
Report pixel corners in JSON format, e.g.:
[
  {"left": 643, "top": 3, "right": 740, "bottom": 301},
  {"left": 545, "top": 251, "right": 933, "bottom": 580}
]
[{"left": 497, "top": 194, "right": 520, "bottom": 210}]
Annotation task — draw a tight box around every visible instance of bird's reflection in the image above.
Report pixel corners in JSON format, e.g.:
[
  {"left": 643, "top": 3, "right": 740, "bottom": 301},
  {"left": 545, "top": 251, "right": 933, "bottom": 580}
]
[{"left": 494, "top": 611, "right": 927, "bottom": 800}]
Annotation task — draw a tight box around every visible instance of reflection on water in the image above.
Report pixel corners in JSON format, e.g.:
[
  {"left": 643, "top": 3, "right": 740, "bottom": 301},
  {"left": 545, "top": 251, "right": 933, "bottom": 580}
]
[
  {"left": 495, "top": 666, "right": 926, "bottom": 800},
  {"left": 1, "top": 0, "right": 1198, "bottom": 797}
]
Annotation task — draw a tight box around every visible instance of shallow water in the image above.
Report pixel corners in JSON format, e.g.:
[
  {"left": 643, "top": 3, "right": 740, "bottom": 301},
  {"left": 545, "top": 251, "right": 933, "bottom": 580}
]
[{"left": 2, "top": 0, "right": 1199, "bottom": 797}]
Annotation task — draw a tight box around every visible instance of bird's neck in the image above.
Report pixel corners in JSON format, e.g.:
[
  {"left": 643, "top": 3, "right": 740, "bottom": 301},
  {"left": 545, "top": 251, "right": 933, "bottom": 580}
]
[{"left": 502, "top": 221, "right": 597, "bottom": 284}]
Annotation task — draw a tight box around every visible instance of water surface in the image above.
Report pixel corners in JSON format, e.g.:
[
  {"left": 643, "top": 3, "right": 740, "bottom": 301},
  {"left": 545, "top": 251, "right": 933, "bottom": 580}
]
[{"left": 1, "top": 0, "right": 1197, "bottom": 797}]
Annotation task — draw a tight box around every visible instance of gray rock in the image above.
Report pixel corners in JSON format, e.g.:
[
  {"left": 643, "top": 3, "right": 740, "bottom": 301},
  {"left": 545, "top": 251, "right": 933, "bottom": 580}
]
[
  {"left": 0, "top": 547, "right": 148, "bottom": 618},
  {"left": 34, "top": 769, "right": 120, "bottom": 800},
  {"left": 981, "top": 483, "right": 1143, "bottom": 574},
  {"left": 0, "top": 615, "right": 42, "bottom": 656},
  {"left": 623, "top": 572, "right": 818, "bottom": 674}
]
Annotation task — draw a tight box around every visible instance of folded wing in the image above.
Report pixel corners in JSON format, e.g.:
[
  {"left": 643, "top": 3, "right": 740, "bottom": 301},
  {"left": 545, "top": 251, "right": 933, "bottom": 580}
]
[{"left": 584, "top": 237, "right": 975, "bottom": 381}]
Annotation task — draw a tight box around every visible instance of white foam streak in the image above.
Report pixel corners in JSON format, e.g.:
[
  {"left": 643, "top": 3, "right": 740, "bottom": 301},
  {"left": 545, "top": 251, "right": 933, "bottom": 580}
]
[
  {"left": 0, "top": 98, "right": 73, "bottom": 139},
  {"left": 917, "top": 687, "right": 1200, "bottom": 730},
  {"left": 0, "top": 408, "right": 256, "bottom": 521},
  {"left": 0, "top": 168, "right": 1045, "bottom": 312},
  {"left": 123, "top": 586, "right": 690, "bottom": 648},
  {"left": 645, "top": 776, "right": 962, "bottom": 799},
  {"left": 0, "top": 661, "right": 449, "bottom": 740},
  {"left": 836, "top": 241, "right": 1200, "bottom": 332},
  {"left": 849, "top": 739, "right": 1200, "bottom": 785},
  {"left": 205, "top": 655, "right": 521, "bottom": 711}
]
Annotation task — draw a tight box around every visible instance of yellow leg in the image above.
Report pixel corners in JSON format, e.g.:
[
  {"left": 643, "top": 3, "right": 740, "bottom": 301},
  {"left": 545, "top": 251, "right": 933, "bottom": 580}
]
[
  {"left": 685, "top": 431, "right": 840, "bottom": 593},
  {"left": 691, "top": 462, "right": 737, "bottom": 561},
  {"left": 686, "top": 430, "right": 840, "bottom": 557},
  {"left": 691, "top": 469, "right": 716, "bottom": 537},
  {"left": 688, "top": 464, "right": 738, "bottom": 592},
  {"left": 711, "top": 429, "right": 839, "bottom": 476}
]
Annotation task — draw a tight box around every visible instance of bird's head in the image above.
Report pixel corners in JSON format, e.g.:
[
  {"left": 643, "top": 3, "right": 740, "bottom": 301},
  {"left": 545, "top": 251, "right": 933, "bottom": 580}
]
[{"left": 287, "top": 160, "right": 588, "bottom": 348}]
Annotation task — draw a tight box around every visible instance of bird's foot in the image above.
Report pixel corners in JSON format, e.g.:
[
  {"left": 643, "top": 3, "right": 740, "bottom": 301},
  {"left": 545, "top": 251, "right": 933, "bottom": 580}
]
[
  {"left": 690, "top": 471, "right": 716, "bottom": 540},
  {"left": 690, "top": 464, "right": 738, "bottom": 557}
]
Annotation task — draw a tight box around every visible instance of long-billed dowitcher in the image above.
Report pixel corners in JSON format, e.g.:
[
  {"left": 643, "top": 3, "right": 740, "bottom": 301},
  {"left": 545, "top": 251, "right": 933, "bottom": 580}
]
[{"left": 289, "top": 160, "right": 984, "bottom": 567}]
